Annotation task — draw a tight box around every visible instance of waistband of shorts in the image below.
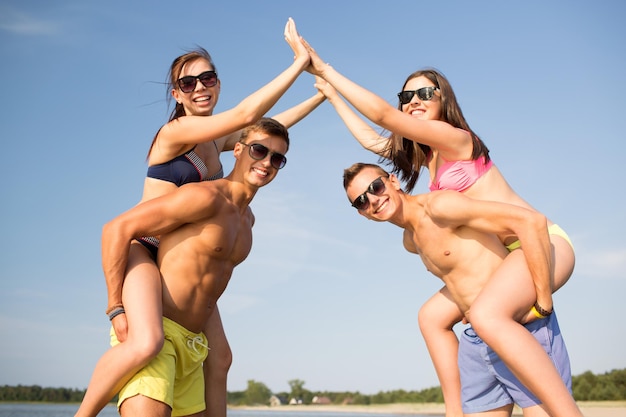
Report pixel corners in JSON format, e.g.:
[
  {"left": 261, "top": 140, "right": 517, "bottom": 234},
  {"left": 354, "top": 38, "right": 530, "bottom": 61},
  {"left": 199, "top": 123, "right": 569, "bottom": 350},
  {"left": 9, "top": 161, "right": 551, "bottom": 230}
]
[{"left": 463, "top": 312, "right": 555, "bottom": 342}]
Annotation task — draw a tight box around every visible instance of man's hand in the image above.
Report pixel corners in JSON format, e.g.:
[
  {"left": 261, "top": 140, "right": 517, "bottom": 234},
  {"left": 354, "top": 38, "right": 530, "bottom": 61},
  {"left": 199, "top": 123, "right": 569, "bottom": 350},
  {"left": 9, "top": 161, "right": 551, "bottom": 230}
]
[{"left": 112, "top": 313, "right": 129, "bottom": 342}]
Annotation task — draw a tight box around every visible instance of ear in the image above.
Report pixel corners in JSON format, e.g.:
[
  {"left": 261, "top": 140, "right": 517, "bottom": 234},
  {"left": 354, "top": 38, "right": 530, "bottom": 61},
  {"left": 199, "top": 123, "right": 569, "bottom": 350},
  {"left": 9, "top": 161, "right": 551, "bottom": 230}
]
[
  {"left": 388, "top": 173, "right": 402, "bottom": 190},
  {"left": 233, "top": 141, "right": 244, "bottom": 159},
  {"left": 171, "top": 88, "right": 181, "bottom": 104}
]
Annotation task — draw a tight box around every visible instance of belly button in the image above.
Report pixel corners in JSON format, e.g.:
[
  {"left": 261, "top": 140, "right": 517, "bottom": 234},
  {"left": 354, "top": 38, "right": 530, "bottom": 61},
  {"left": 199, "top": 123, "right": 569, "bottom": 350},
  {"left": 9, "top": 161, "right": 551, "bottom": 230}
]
[{"left": 444, "top": 250, "right": 450, "bottom": 256}]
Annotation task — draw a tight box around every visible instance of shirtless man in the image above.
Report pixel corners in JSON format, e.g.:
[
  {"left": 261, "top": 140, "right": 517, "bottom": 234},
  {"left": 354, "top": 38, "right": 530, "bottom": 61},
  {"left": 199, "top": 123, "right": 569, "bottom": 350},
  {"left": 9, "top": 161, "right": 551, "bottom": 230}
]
[
  {"left": 100, "top": 118, "right": 289, "bottom": 417},
  {"left": 343, "top": 162, "right": 581, "bottom": 417}
]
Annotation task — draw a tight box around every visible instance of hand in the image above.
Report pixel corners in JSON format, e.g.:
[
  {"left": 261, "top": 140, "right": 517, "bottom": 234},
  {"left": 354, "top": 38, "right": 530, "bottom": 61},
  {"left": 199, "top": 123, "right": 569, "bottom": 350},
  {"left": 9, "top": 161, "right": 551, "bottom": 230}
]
[
  {"left": 112, "top": 313, "right": 129, "bottom": 342},
  {"left": 300, "top": 37, "right": 329, "bottom": 77},
  {"left": 284, "top": 18, "right": 309, "bottom": 66},
  {"left": 314, "top": 76, "right": 339, "bottom": 101}
]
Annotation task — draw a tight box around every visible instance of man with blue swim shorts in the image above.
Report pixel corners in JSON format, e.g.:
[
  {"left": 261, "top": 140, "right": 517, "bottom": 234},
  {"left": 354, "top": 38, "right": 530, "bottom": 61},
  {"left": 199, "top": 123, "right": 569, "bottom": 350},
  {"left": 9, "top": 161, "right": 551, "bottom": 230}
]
[
  {"left": 459, "top": 312, "right": 572, "bottom": 413},
  {"left": 343, "top": 163, "right": 582, "bottom": 416},
  {"left": 101, "top": 119, "right": 290, "bottom": 417}
]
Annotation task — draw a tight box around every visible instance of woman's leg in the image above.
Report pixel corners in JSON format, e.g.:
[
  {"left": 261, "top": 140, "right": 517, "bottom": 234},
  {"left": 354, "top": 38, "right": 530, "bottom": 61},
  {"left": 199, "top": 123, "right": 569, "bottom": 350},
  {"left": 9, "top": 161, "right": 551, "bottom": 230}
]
[
  {"left": 203, "top": 305, "right": 232, "bottom": 417},
  {"left": 467, "top": 239, "right": 580, "bottom": 417},
  {"left": 75, "top": 243, "right": 164, "bottom": 417},
  {"left": 418, "top": 288, "right": 464, "bottom": 417}
]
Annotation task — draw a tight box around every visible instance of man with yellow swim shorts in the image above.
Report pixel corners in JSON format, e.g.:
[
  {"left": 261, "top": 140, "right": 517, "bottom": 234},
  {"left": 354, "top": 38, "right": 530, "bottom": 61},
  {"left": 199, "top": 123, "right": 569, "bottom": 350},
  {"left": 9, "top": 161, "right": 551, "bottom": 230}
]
[
  {"left": 100, "top": 119, "right": 291, "bottom": 416},
  {"left": 111, "top": 317, "right": 209, "bottom": 416}
]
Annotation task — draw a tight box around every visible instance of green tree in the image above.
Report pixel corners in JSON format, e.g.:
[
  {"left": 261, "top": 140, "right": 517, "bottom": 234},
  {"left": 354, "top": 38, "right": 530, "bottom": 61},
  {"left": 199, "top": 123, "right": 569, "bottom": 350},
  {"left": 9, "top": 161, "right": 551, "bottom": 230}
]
[
  {"left": 243, "top": 380, "right": 271, "bottom": 406},
  {"left": 288, "top": 379, "right": 305, "bottom": 400}
]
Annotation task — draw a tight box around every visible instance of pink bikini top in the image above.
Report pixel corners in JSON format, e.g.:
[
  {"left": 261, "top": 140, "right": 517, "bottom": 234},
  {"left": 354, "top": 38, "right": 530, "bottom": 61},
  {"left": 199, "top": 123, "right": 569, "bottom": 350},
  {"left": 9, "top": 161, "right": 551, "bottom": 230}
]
[{"left": 429, "top": 154, "right": 493, "bottom": 192}]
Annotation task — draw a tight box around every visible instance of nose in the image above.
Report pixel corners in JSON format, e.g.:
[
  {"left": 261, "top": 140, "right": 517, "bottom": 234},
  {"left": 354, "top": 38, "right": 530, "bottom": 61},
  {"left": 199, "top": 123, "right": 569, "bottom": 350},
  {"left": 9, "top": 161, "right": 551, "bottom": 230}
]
[
  {"left": 192, "top": 79, "right": 206, "bottom": 92},
  {"left": 409, "top": 93, "right": 421, "bottom": 104}
]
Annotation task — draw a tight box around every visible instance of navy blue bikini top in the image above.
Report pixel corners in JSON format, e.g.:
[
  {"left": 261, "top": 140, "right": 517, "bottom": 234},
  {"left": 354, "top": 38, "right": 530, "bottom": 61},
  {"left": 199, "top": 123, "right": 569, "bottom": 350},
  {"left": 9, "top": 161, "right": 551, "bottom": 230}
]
[{"left": 146, "top": 144, "right": 224, "bottom": 186}]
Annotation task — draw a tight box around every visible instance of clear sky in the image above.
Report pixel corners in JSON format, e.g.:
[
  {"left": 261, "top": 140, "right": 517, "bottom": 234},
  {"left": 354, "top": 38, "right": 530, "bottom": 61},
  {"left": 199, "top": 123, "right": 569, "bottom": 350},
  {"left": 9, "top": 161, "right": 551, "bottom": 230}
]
[{"left": 1, "top": 0, "right": 625, "bottom": 396}]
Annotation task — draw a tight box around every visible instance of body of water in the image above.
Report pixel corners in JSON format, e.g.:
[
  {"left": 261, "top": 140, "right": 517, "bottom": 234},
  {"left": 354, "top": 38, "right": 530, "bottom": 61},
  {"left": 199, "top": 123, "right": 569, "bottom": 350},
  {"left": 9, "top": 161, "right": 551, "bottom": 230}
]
[{"left": 0, "top": 403, "right": 437, "bottom": 417}]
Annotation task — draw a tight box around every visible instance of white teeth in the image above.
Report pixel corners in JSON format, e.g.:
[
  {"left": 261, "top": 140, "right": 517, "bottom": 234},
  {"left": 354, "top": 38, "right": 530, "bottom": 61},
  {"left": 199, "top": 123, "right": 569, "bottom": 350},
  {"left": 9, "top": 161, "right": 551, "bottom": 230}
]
[
  {"left": 253, "top": 167, "right": 267, "bottom": 177},
  {"left": 374, "top": 200, "right": 388, "bottom": 214},
  {"left": 194, "top": 96, "right": 210, "bottom": 102}
]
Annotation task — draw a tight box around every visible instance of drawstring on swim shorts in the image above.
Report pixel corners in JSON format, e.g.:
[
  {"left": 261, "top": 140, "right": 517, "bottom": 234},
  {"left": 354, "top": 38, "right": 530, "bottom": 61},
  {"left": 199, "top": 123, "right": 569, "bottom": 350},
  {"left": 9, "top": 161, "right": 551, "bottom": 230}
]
[{"left": 186, "top": 335, "right": 210, "bottom": 354}]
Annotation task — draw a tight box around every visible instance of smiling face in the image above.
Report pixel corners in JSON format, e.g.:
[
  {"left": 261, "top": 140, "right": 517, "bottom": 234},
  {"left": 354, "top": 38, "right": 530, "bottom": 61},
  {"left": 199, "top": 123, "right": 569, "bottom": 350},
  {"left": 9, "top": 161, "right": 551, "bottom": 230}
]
[
  {"left": 234, "top": 127, "right": 289, "bottom": 189},
  {"left": 345, "top": 166, "right": 402, "bottom": 221},
  {"left": 400, "top": 75, "right": 442, "bottom": 121},
  {"left": 171, "top": 58, "right": 220, "bottom": 117}
]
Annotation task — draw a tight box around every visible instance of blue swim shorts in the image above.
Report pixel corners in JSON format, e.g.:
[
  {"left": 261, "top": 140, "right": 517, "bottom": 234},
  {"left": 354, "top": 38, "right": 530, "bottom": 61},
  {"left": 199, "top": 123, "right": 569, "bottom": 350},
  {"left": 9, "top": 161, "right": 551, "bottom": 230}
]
[{"left": 458, "top": 312, "right": 572, "bottom": 413}]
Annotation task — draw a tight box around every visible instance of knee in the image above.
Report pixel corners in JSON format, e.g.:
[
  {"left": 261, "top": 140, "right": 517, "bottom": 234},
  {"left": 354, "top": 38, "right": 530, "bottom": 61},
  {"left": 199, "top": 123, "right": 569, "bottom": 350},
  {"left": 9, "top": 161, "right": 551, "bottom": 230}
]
[
  {"left": 128, "top": 330, "right": 164, "bottom": 364},
  {"left": 418, "top": 301, "right": 454, "bottom": 334},
  {"left": 208, "top": 345, "right": 233, "bottom": 376},
  {"left": 467, "top": 302, "right": 500, "bottom": 340},
  {"left": 417, "top": 303, "right": 435, "bottom": 333},
  {"left": 217, "top": 346, "right": 233, "bottom": 372}
]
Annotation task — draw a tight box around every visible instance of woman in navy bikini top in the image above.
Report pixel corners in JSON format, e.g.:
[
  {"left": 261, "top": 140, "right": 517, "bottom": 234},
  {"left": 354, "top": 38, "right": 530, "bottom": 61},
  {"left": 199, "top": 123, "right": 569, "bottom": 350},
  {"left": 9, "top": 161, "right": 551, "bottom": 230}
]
[
  {"left": 146, "top": 144, "right": 223, "bottom": 186},
  {"left": 78, "top": 31, "right": 325, "bottom": 417}
]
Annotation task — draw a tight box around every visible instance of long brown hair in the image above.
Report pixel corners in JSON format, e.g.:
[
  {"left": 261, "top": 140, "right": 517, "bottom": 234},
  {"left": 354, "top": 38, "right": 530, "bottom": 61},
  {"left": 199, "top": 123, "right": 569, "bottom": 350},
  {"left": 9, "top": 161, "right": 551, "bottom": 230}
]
[
  {"left": 147, "top": 47, "right": 218, "bottom": 158},
  {"left": 385, "top": 68, "right": 489, "bottom": 193}
]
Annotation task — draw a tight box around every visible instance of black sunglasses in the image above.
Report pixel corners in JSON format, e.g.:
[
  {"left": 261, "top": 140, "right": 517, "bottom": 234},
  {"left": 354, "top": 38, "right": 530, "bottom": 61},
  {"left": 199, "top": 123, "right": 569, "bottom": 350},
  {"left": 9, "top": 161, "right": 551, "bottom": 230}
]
[
  {"left": 351, "top": 176, "right": 387, "bottom": 210},
  {"left": 397, "top": 86, "right": 439, "bottom": 105},
  {"left": 177, "top": 70, "right": 218, "bottom": 93},
  {"left": 239, "top": 142, "right": 287, "bottom": 170}
]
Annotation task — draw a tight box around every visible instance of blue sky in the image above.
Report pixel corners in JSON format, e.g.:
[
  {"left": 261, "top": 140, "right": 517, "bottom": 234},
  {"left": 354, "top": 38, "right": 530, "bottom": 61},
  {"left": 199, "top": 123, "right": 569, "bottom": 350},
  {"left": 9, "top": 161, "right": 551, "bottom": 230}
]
[{"left": 1, "top": 0, "right": 625, "bottom": 397}]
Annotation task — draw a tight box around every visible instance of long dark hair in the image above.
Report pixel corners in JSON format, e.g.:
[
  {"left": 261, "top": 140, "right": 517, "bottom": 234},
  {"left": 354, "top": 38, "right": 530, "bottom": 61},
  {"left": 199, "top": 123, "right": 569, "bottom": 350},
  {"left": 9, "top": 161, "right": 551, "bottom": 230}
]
[{"left": 385, "top": 68, "right": 489, "bottom": 193}]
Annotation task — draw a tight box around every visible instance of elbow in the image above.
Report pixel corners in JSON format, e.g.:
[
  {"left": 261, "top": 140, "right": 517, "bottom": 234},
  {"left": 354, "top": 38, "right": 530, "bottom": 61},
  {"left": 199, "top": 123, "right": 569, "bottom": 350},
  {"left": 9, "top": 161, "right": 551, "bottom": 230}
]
[
  {"left": 234, "top": 105, "right": 262, "bottom": 127},
  {"left": 239, "top": 112, "right": 258, "bottom": 127},
  {"left": 102, "top": 218, "right": 131, "bottom": 248},
  {"left": 530, "top": 211, "right": 548, "bottom": 233}
]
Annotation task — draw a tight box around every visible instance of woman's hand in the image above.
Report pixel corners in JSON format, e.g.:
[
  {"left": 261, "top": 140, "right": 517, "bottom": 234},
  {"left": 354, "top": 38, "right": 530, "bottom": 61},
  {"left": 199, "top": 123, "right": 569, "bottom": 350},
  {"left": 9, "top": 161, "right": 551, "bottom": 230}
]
[
  {"left": 300, "top": 36, "right": 329, "bottom": 77},
  {"left": 284, "top": 18, "right": 309, "bottom": 66},
  {"left": 314, "top": 76, "right": 339, "bottom": 101}
]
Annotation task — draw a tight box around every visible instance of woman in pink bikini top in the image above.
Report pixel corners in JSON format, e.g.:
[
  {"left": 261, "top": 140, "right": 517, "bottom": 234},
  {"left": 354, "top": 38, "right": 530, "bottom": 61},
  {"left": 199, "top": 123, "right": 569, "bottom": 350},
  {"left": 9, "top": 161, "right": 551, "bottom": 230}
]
[{"left": 307, "top": 56, "right": 579, "bottom": 416}]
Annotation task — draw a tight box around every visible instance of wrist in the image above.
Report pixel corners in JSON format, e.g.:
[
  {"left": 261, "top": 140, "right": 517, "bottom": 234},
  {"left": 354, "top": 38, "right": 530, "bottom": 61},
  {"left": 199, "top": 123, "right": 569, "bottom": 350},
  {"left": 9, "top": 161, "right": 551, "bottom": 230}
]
[
  {"left": 106, "top": 304, "right": 125, "bottom": 321},
  {"left": 318, "top": 62, "right": 333, "bottom": 79},
  {"left": 532, "top": 302, "right": 553, "bottom": 318},
  {"left": 106, "top": 303, "right": 123, "bottom": 315}
]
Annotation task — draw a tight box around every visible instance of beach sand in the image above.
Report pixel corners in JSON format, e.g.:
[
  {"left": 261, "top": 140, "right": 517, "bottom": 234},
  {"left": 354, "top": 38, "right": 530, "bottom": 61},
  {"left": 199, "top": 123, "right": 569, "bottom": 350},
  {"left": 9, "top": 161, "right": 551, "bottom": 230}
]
[{"left": 235, "top": 401, "right": 626, "bottom": 416}]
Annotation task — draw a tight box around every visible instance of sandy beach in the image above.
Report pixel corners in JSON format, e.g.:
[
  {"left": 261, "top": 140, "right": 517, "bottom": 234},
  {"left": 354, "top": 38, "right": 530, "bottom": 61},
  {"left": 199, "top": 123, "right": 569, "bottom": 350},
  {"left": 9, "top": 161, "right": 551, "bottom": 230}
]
[{"left": 235, "top": 401, "right": 626, "bottom": 416}]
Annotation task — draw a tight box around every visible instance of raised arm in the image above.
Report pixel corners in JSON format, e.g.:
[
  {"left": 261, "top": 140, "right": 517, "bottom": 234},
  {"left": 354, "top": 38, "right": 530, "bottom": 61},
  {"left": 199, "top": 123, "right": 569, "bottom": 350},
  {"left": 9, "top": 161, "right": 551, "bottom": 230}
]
[
  {"left": 159, "top": 18, "right": 310, "bottom": 148},
  {"left": 301, "top": 36, "right": 468, "bottom": 156},
  {"left": 427, "top": 191, "right": 554, "bottom": 314},
  {"left": 315, "top": 77, "right": 390, "bottom": 157},
  {"left": 219, "top": 90, "right": 326, "bottom": 152},
  {"left": 272, "top": 90, "right": 325, "bottom": 127}
]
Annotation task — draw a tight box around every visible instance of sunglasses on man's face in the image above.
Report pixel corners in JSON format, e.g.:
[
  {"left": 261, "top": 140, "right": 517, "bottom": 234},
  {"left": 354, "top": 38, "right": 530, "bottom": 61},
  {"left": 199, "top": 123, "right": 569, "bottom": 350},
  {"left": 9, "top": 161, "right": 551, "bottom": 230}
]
[
  {"left": 239, "top": 142, "right": 287, "bottom": 170},
  {"left": 397, "top": 86, "right": 439, "bottom": 105},
  {"left": 177, "top": 70, "right": 218, "bottom": 93},
  {"left": 351, "top": 176, "right": 387, "bottom": 210}
]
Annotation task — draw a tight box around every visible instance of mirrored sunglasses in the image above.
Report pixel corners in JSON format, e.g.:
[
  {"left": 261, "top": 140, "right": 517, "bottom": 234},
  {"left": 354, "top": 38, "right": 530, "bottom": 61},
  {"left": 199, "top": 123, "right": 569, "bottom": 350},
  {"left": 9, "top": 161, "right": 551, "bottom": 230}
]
[{"left": 397, "top": 86, "right": 439, "bottom": 105}]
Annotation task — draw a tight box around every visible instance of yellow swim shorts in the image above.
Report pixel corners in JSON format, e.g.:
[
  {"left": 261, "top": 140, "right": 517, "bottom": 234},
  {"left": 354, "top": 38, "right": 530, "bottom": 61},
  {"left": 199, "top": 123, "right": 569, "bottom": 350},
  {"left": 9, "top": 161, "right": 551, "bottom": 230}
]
[
  {"left": 505, "top": 223, "right": 574, "bottom": 252},
  {"left": 111, "top": 317, "right": 209, "bottom": 416}
]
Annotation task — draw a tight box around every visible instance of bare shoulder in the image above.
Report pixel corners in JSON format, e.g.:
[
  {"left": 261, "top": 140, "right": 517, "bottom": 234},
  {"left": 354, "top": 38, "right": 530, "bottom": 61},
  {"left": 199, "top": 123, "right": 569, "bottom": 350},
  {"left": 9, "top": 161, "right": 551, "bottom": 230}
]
[
  {"left": 425, "top": 191, "right": 464, "bottom": 216},
  {"left": 173, "top": 181, "right": 229, "bottom": 217}
]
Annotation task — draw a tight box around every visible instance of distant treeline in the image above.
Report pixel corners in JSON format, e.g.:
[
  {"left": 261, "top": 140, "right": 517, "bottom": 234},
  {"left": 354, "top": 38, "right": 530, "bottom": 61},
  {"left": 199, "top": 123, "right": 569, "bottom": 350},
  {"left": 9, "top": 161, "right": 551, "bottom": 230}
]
[{"left": 2, "top": 368, "right": 625, "bottom": 404}]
